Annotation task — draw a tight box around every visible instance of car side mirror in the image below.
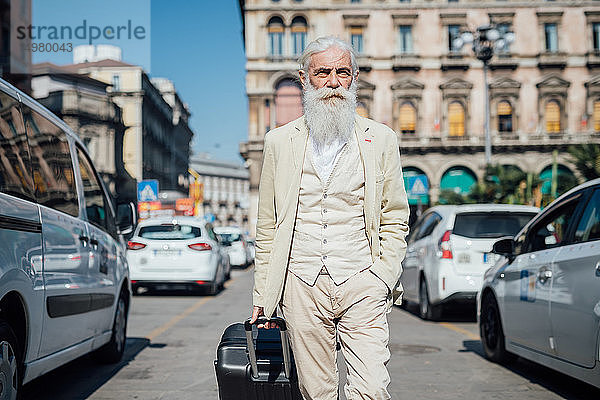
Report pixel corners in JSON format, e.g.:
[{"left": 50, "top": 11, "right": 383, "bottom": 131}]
[
  {"left": 116, "top": 202, "right": 136, "bottom": 236},
  {"left": 492, "top": 236, "right": 515, "bottom": 262}
]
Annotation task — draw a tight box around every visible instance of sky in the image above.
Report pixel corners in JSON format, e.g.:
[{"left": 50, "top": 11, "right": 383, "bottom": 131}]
[{"left": 30, "top": 0, "right": 248, "bottom": 164}]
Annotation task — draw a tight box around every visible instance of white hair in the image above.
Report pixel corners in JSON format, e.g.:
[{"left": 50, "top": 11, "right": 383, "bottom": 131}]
[{"left": 298, "top": 36, "right": 359, "bottom": 75}]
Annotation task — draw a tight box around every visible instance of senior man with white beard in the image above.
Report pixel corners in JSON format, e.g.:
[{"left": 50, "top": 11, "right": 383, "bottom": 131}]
[{"left": 250, "top": 36, "right": 410, "bottom": 400}]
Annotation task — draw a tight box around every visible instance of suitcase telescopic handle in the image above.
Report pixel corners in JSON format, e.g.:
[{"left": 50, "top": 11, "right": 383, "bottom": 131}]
[{"left": 244, "top": 317, "right": 292, "bottom": 379}]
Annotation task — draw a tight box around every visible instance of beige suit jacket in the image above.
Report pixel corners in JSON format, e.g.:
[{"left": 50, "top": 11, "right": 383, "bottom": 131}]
[{"left": 253, "top": 115, "right": 410, "bottom": 318}]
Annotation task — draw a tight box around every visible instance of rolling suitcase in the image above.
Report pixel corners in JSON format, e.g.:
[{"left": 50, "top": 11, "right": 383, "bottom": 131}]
[{"left": 214, "top": 317, "right": 302, "bottom": 400}]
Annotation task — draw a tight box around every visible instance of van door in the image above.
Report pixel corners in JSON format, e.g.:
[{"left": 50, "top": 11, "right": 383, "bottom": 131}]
[
  {"left": 23, "top": 106, "right": 93, "bottom": 357},
  {"left": 550, "top": 188, "right": 600, "bottom": 368},
  {"left": 502, "top": 194, "right": 582, "bottom": 355},
  {"left": 75, "top": 146, "right": 118, "bottom": 336}
]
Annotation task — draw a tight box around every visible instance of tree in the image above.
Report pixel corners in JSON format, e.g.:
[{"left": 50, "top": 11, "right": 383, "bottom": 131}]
[{"left": 567, "top": 144, "right": 600, "bottom": 180}]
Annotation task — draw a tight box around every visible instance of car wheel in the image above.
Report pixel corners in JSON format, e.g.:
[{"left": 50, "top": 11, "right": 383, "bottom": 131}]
[
  {"left": 419, "top": 278, "right": 442, "bottom": 321},
  {"left": 206, "top": 266, "right": 222, "bottom": 296},
  {"left": 0, "top": 322, "right": 20, "bottom": 400},
  {"left": 224, "top": 264, "right": 231, "bottom": 281},
  {"left": 95, "top": 290, "right": 128, "bottom": 364},
  {"left": 480, "top": 293, "right": 515, "bottom": 364}
]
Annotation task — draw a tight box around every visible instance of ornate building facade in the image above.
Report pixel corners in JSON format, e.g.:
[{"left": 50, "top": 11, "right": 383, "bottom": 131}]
[
  {"left": 31, "top": 63, "right": 136, "bottom": 203},
  {"left": 239, "top": 0, "right": 600, "bottom": 235}
]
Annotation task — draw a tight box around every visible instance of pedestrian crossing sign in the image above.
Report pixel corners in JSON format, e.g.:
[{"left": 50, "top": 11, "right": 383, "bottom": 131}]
[
  {"left": 407, "top": 175, "right": 429, "bottom": 197},
  {"left": 137, "top": 180, "right": 159, "bottom": 202}
]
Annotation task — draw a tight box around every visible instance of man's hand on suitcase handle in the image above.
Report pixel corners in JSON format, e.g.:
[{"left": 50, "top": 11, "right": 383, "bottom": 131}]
[{"left": 250, "top": 306, "right": 277, "bottom": 329}]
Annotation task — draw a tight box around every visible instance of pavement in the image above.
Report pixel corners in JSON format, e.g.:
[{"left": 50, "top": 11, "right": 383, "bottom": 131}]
[{"left": 21, "top": 266, "right": 600, "bottom": 400}]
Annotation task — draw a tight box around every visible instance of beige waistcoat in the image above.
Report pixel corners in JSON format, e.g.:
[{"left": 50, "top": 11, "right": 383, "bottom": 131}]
[{"left": 288, "top": 136, "right": 372, "bottom": 286}]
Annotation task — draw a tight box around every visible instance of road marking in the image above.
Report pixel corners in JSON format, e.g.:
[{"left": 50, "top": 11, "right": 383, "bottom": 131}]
[
  {"left": 147, "top": 297, "right": 211, "bottom": 341},
  {"left": 146, "top": 273, "right": 240, "bottom": 341},
  {"left": 439, "top": 322, "right": 480, "bottom": 341}
]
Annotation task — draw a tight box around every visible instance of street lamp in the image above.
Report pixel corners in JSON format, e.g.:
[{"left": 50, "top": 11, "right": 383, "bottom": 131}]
[{"left": 453, "top": 25, "right": 515, "bottom": 166}]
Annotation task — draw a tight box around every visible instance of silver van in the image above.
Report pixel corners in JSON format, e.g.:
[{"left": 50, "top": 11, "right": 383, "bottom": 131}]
[{"left": 0, "top": 77, "right": 135, "bottom": 397}]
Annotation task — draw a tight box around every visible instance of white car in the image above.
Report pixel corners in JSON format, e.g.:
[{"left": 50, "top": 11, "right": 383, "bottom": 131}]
[
  {"left": 127, "top": 217, "right": 229, "bottom": 295},
  {"left": 214, "top": 226, "right": 252, "bottom": 268},
  {"left": 479, "top": 179, "right": 600, "bottom": 388},
  {"left": 401, "top": 204, "right": 538, "bottom": 320},
  {"left": 0, "top": 78, "right": 135, "bottom": 398}
]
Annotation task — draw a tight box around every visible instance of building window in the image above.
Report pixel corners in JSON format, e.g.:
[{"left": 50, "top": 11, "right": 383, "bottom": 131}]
[
  {"left": 545, "top": 100, "right": 561, "bottom": 133},
  {"left": 275, "top": 79, "right": 303, "bottom": 127},
  {"left": 291, "top": 16, "right": 307, "bottom": 56},
  {"left": 399, "top": 102, "right": 416, "bottom": 134},
  {"left": 351, "top": 0, "right": 361, "bottom": 2},
  {"left": 594, "top": 100, "right": 600, "bottom": 132},
  {"left": 398, "top": 25, "right": 413, "bottom": 54},
  {"left": 448, "top": 101, "right": 465, "bottom": 137},
  {"left": 350, "top": 27, "right": 364, "bottom": 54},
  {"left": 268, "top": 17, "right": 285, "bottom": 57},
  {"left": 399, "top": 0, "right": 411, "bottom": 2},
  {"left": 448, "top": 25, "right": 461, "bottom": 52},
  {"left": 112, "top": 74, "right": 120, "bottom": 91},
  {"left": 594, "top": 23, "right": 600, "bottom": 52},
  {"left": 545, "top": 23, "right": 558, "bottom": 52},
  {"left": 498, "top": 101, "right": 513, "bottom": 133},
  {"left": 496, "top": 23, "right": 512, "bottom": 53}
]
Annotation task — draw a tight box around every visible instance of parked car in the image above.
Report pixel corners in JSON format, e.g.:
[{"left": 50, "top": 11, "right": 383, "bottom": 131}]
[
  {"left": 401, "top": 204, "right": 538, "bottom": 320},
  {"left": 127, "top": 217, "right": 229, "bottom": 295},
  {"left": 0, "top": 77, "right": 136, "bottom": 398},
  {"left": 479, "top": 179, "right": 600, "bottom": 388},
  {"left": 214, "top": 226, "right": 252, "bottom": 268},
  {"left": 246, "top": 237, "right": 256, "bottom": 264}
]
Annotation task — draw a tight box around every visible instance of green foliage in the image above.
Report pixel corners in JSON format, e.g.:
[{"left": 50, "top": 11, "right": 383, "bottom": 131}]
[
  {"left": 567, "top": 144, "right": 600, "bottom": 181},
  {"left": 436, "top": 164, "right": 577, "bottom": 207}
]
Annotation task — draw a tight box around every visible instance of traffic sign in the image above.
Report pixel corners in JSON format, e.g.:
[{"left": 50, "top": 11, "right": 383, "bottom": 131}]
[
  {"left": 137, "top": 180, "right": 159, "bottom": 202},
  {"left": 407, "top": 174, "right": 429, "bottom": 197}
]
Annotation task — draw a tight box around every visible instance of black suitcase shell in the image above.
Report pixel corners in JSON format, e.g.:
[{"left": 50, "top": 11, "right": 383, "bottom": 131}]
[{"left": 214, "top": 319, "right": 302, "bottom": 400}]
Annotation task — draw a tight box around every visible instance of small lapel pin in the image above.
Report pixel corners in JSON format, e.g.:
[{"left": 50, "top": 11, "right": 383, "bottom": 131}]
[{"left": 365, "top": 139, "right": 371, "bottom": 142}]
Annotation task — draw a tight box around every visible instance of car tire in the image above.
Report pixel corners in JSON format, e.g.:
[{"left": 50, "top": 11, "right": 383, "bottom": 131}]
[
  {"left": 207, "top": 266, "right": 222, "bottom": 296},
  {"left": 480, "top": 293, "right": 515, "bottom": 364},
  {"left": 0, "top": 321, "right": 20, "bottom": 400},
  {"left": 94, "top": 290, "right": 128, "bottom": 364},
  {"left": 419, "top": 278, "right": 442, "bottom": 321}
]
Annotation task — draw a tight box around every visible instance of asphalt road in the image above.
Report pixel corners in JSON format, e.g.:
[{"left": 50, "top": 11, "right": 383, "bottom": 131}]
[{"left": 21, "top": 266, "right": 600, "bottom": 399}]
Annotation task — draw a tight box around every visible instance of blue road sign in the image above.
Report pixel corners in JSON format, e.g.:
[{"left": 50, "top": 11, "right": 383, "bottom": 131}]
[
  {"left": 407, "top": 175, "right": 429, "bottom": 197},
  {"left": 137, "top": 180, "right": 159, "bottom": 202}
]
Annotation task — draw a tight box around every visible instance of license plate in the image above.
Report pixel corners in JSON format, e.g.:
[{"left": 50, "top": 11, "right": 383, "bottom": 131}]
[
  {"left": 457, "top": 253, "right": 470, "bottom": 264},
  {"left": 153, "top": 250, "right": 181, "bottom": 257}
]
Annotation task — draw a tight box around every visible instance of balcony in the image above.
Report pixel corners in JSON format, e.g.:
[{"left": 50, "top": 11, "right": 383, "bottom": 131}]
[
  {"left": 586, "top": 51, "right": 600, "bottom": 69},
  {"left": 392, "top": 54, "right": 421, "bottom": 71},
  {"left": 356, "top": 55, "right": 372, "bottom": 72},
  {"left": 488, "top": 54, "right": 518, "bottom": 71},
  {"left": 441, "top": 53, "right": 470, "bottom": 71},
  {"left": 398, "top": 131, "right": 600, "bottom": 156},
  {"left": 537, "top": 52, "right": 567, "bottom": 70}
]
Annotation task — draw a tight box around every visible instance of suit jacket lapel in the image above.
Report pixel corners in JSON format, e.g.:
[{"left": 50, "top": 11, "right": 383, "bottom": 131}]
[
  {"left": 281, "top": 117, "right": 308, "bottom": 226},
  {"left": 355, "top": 117, "right": 376, "bottom": 235}
]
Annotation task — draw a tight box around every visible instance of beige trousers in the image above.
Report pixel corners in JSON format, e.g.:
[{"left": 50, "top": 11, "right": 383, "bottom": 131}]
[{"left": 280, "top": 268, "right": 392, "bottom": 400}]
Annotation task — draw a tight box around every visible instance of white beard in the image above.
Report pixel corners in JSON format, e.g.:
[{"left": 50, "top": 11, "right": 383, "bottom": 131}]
[{"left": 302, "top": 79, "right": 358, "bottom": 156}]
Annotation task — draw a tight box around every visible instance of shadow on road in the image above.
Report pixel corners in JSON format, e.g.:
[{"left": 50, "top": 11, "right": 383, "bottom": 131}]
[
  {"left": 398, "top": 302, "right": 477, "bottom": 322},
  {"left": 22, "top": 337, "right": 151, "bottom": 400},
  {"left": 461, "top": 340, "right": 600, "bottom": 400}
]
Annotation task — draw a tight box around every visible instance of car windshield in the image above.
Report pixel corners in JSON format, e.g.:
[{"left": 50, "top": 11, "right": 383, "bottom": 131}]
[
  {"left": 138, "top": 224, "right": 202, "bottom": 240},
  {"left": 453, "top": 212, "right": 537, "bottom": 239},
  {"left": 218, "top": 233, "right": 241, "bottom": 242}
]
